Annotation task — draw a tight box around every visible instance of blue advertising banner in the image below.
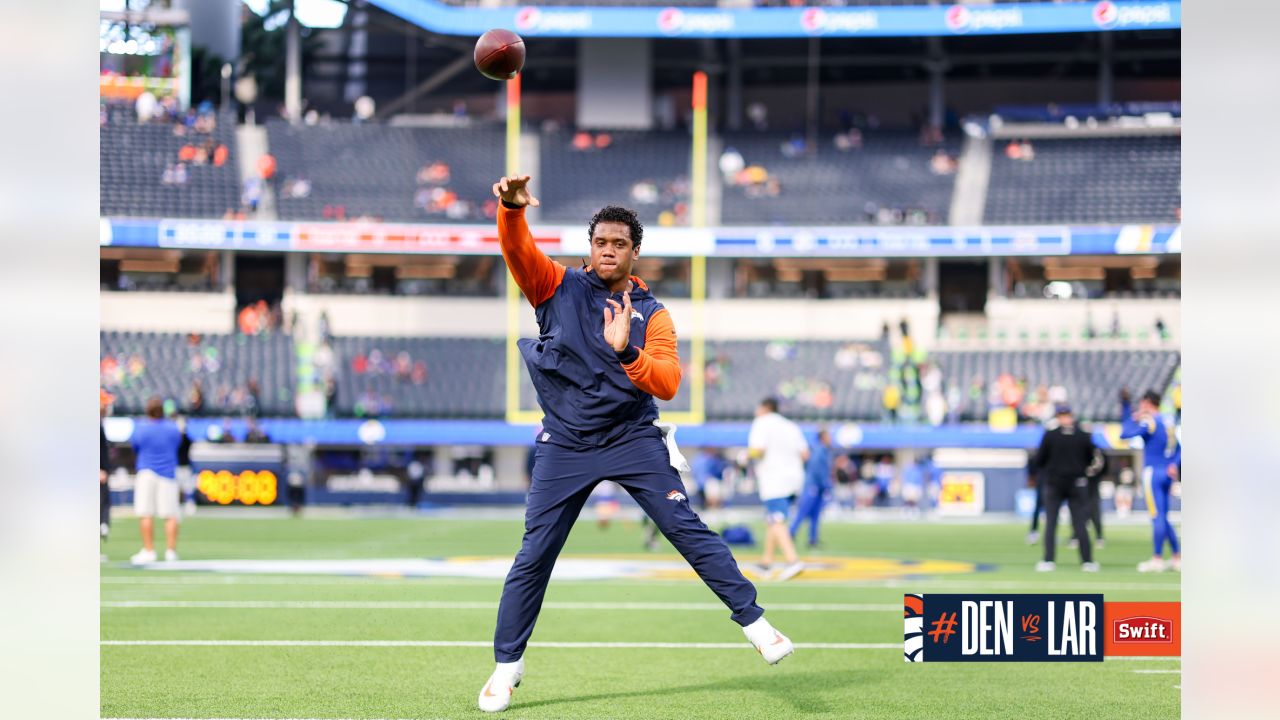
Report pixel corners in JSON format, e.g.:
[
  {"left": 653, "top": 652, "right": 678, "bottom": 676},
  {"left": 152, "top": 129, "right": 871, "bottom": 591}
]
[
  {"left": 367, "top": 1, "right": 1179, "bottom": 39},
  {"left": 116, "top": 417, "right": 1126, "bottom": 451}
]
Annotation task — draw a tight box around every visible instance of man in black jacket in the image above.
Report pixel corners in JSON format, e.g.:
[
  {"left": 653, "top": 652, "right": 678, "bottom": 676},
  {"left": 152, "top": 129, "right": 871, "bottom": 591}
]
[
  {"left": 100, "top": 390, "right": 113, "bottom": 546},
  {"left": 1031, "top": 404, "right": 1104, "bottom": 572}
]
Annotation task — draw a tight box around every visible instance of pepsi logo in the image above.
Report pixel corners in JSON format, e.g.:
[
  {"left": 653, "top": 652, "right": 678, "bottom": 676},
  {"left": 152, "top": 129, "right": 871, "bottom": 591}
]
[
  {"left": 1093, "top": 1, "right": 1119, "bottom": 28},
  {"left": 658, "top": 7, "right": 685, "bottom": 34},
  {"left": 945, "top": 5, "right": 971, "bottom": 32},
  {"left": 514, "top": 7, "right": 592, "bottom": 33},
  {"left": 801, "top": 8, "right": 827, "bottom": 34},
  {"left": 514, "top": 7, "right": 540, "bottom": 31},
  {"left": 1114, "top": 616, "right": 1173, "bottom": 643}
]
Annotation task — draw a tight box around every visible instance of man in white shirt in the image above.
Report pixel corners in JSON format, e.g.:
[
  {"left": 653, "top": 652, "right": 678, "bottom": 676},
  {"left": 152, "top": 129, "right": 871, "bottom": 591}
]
[{"left": 748, "top": 397, "right": 808, "bottom": 581}]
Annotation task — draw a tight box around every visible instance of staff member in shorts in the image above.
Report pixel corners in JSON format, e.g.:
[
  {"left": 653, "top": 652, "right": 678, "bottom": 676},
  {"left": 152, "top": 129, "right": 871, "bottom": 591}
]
[
  {"left": 748, "top": 397, "right": 808, "bottom": 581},
  {"left": 130, "top": 397, "right": 185, "bottom": 564}
]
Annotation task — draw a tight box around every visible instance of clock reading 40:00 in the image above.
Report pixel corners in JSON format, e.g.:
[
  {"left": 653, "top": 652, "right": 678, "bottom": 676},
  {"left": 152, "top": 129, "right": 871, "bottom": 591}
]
[{"left": 196, "top": 469, "right": 278, "bottom": 505}]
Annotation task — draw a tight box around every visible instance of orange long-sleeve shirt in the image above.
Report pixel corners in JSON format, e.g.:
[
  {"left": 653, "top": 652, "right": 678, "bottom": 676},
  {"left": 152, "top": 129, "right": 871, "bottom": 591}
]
[{"left": 498, "top": 204, "right": 681, "bottom": 401}]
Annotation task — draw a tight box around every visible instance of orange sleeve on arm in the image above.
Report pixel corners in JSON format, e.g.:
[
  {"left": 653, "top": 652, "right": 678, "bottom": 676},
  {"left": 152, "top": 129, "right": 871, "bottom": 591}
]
[
  {"left": 498, "top": 204, "right": 565, "bottom": 307},
  {"left": 621, "top": 308, "right": 682, "bottom": 401}
]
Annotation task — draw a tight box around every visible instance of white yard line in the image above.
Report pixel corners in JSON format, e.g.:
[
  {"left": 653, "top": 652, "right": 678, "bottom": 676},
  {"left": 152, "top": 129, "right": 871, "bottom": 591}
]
[
  {"left": 100, "top": 575, "right": 1181, "bottom": 591},
  {"left": 101, "top": 639, "right": 899, "bottom": 650},
  {"left": 1132, "top": 669, "right": 1182, "bottom": 674},
  {"left": 101, "top": 600, "right": 896, "bottom": 612}
]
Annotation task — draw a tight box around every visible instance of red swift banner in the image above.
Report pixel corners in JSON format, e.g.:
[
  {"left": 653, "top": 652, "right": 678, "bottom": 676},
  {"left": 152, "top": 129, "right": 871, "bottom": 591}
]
[{"left": 1103, "top": 601, "right": 1180, "bottom": 656}]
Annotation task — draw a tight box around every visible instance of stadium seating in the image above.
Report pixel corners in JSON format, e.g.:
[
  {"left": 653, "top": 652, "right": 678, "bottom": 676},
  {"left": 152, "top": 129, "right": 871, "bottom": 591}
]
[
  {"left": 100, "top": 331, "right": 295, "bottom": 417},
  {"left": 983, "top": 136, "right": 1181, "bottom": 225},
  {"left": 100, "top": 110, "right": 241, "bottom": 218},
  {"left": 264, "top": 120, "right": 504, "bottom": 223},
  {"left": 719, "top": 131, "right": 959, "bottom": 226},
  {"left": 931, "top": 349, "right": 1180, "bottom": 422},
  {"left": 100, "top": 327, "right": 1179, "bottom": 425},
  {"left": 539, "top": 129, "right": 692, "bottom": 227},
  {"left": 326, "top": 336, "right": 506, "bottom": 418},
  {"left": 704, "top": 339, "right": 889, "bottom": 421}
]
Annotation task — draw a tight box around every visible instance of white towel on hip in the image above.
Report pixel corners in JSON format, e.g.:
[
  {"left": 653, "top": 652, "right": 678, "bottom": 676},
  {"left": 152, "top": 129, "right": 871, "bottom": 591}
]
[{"left": 654, "top": 421, "right": 691, "bottom": 473}]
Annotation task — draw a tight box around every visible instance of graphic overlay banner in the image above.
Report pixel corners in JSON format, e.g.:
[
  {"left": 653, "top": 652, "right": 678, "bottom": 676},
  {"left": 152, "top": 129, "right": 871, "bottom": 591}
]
[{"left": 905, "top": 594, "right": 1104, "bottom": 662}]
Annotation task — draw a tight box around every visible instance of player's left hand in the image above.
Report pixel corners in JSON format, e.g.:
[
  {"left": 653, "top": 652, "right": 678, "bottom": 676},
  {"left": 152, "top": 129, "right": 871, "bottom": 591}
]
[
  {"left": 1167, "top": 464, "right": 1179, "bottom": 480},
  {"left": 603, "top": 291, "right": 633, "bottom": 352}
]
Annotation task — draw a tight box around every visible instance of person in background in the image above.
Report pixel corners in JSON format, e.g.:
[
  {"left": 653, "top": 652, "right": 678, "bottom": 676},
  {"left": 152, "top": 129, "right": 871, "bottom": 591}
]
[
  {"left": 245, "top": 417, "right": 269, "bottom": 443},
  {"left": 832, "top": 454, "right": 855, "bottom": 511},
  {"left": 130, "top": 397, "right": 185, "bottom": 564},
  {"left": 790, "top": 428, "right": 832, "bottom": 548},
  {"left": 1026, "top": 465, "right": 1046, "bottom": 546},
  {"left": 691, "top": 447, "right": 726, "bottom": 510},
  {"left": 100, "top": 390, "right": 115, "bottom": 555},
  {"left": 748, "top": 397, "right": 808, "bottom": 581},
  {"left": 406, "top": 454, "right": 425, "bottom": 510},
  {"left": 882, "top": 382, "right": 901, "bottom": 424},
  {"left": 902, "top": 453, "right": 933, "bottom": 515},
  {"left": 1121, "top": 389, "right": 1182, "bottom": 572},
  {"left": 873, "top": 455, "right": 896, "bottom": 506},
  {"left": 174, "top": 416, "right": 196, "bottom": 517},
  {"left": 1030, "top": 404, "right": 1101, "bottom": 572},
  {"left": 1070, "top": 444, "right": 1108, "bottom": 551}
]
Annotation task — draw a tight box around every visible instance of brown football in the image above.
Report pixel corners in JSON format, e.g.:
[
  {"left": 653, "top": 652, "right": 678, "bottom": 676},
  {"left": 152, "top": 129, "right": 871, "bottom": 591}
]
[{"left": 474, "top": 28, "right": 525, "bottom": 81}]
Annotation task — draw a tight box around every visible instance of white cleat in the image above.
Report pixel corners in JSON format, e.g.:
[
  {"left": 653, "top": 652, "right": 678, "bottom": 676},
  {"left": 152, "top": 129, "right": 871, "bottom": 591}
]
[
  {"left": 1169, "top": 557, "right": 1181, "bottom": 572},
  {"left": 743, "top": 617, "right": 794, "bottom": 665},
  {"left": 1035, "top": 561, "right": 1056, "bottom": 572},
  {"left": 1082, "top": 562, "right": 1100, "bottom": 573},
  {"left": 477, "top": 660, "right": 523, "bottom": 713},
  {"left": 130, "top": 548, "right": 157, "bottom": 565},
  {"left": 1137, "top": 558, "right": 1166, "bottom": 573},
  {"left": 1025, "top": 531, "right": 1040, "bottom": 545},
  {"left": 775, "top": 562, "right": 805, "bottom": 582},
  {"left": 165, "top": 549, "right": 179, "bottom": 562}
]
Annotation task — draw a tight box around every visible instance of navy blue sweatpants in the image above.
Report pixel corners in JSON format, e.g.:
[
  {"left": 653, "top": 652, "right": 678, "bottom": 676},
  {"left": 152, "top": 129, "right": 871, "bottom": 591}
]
[{"left": 493, "top": 425, "right": 764, "bottom": 662}]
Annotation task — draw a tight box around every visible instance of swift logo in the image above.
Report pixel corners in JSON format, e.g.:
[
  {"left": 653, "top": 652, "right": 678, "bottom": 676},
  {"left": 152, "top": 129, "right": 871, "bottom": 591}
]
[
  {"left": 665, "top": 490, "right": 687, "bottom": 502},
  {"left": 1114, "top": 616, "right": 1173, "bottom": 643},
  {"left": 1103, "top": 601, "right": 1180, "bottom": 656}
]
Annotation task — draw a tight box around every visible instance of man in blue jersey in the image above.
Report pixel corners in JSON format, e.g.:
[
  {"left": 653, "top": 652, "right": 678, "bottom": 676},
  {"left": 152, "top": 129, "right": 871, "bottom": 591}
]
[
  {"left": 478, "top": 176, "right": 792, "bottom": 713},
  {"left": 1120, "top": 389, "right": 1181, "bottom": 573},
  {"left": 790, "top": 428, "right": 832, "bottom": 547},
  {"left": 130, "top": 397, "right": 185, "bottom": 565}
]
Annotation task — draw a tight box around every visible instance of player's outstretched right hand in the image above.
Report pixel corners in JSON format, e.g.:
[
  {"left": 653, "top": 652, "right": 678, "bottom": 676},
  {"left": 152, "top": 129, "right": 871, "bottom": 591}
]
[{"left": 493, "top": 174, "right": 540, "bottom": 208}]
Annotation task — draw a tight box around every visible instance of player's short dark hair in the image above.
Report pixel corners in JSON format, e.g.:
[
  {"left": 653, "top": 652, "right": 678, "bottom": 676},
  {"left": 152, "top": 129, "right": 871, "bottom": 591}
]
[
  {"left": 1141, "top": 390, "right": 1162, "bottom": 406},
  {"left": 145, "top": 396, "right": 164, "bottom": 419},
  {"left": 760, "top": 397, "right": 779, "bottom": 413},
  {"left": 588, "top": 205, "right": 643, "bottom": 250}
]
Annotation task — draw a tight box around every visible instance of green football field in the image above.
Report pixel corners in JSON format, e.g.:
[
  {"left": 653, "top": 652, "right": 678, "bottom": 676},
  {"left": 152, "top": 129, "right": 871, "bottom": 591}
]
[{"left": 101, "top": 511, "right": 1181, "bottom": 719}]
